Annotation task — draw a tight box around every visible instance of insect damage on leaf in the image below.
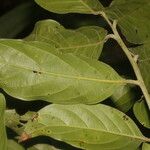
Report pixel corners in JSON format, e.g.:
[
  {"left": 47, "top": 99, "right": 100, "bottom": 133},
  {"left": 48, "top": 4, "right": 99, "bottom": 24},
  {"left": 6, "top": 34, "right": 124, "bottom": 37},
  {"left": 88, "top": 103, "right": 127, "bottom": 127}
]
[
  {"left": 19, "top": 132, "right": 31, "bottom": 142},
  {"left": 32, "top": 70, "right": 42, "bottom": 74}
]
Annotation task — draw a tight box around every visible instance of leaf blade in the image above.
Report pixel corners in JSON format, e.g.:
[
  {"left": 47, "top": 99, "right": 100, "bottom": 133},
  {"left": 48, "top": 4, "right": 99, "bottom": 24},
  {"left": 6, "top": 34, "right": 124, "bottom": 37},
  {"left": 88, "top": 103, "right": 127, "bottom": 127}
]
[
  {"left": 106, "top": 0, "right": 150, "bottom": 43},
  {"left": 34, "top": 0, "right": 103, "bottom": 15},
  {"left": 24, "top": 104, "right": 147, "bottom": 150},
  {"left": 0, "top": 39, "right": 124, "bottom": 104},
  {"left": 0, "top": 94, "right": 7, "bottom": 150},
  {"left": 133, "top": 100, "right": 150, "bottom": 129},
  {"left": 26, "top": 19, "right": 107, "bottom": 59}
]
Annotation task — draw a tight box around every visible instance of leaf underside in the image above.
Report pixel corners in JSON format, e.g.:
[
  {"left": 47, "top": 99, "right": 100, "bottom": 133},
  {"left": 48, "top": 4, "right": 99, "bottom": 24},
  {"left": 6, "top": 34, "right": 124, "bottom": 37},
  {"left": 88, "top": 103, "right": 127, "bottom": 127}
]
[
  {"left": 34, "top": 0, "right": 103, "bottom": 15},
  {"left": 0, "top": 94, "right": 7, "bottom": 150},
  {"left": 142, "top": 143, "right": 150, "bottom": 150},
  {"left": 24, "top": 104, "right": 144, "bottom": 150},
  {"left": 106, "top": 0, "right": 150, "bottom": 44},
  {"left": 111, "top": 85, "right": 135, "bottom": 112},
  {"left": 133, "top": 100, "right": 150, "bottom": 129},
  {"left": 26, "top": 19, "right": 107, "bottom": 59},
  {"left": 0, "top": 39, "right": 123, "bottom": 104},
  {"left": 132, "top": 39, "right": 150, "bottom": 92}
]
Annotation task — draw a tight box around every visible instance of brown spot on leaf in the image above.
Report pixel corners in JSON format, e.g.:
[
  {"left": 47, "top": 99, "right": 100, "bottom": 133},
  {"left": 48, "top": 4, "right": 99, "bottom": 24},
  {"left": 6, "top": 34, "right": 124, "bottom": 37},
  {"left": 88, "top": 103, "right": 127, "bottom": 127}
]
[
  {"left": 19, "top": 132, "right": 31, "bottom": 142},
  {"left": 31, "top": 113, "right": 39, "bottom": 122},
  {"left": 33, "top": 70, "right": 42, "bottom": 74},
  {"left": 135, "top": 29, "right": 138, "bottom": 34}
]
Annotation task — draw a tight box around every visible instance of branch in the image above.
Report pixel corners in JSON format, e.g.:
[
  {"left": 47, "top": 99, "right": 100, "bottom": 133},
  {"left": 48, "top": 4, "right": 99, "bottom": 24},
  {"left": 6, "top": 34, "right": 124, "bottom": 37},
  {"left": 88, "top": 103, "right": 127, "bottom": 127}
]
[{"left": 101, "top": 12, "right": 150, "bottom": 110}]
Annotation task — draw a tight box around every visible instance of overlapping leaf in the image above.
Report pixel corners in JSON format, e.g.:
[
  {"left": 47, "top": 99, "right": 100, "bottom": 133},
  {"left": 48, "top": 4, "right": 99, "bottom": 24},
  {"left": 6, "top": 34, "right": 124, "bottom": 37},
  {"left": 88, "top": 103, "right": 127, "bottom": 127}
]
[
  {"left": 26, "top": 19, "right": 107, "bottom": 59},
  {"left": 0, "top": 94, "right": 7, "bottom": 150},
  {"left": 111, "top": 85, "right": 135, "bottom": 112},
  {"left": 133, "top": 100, "right": 150, "bottom": 129},
  {"left": 34, "top": 0, "right": 103, "bottom": 15},
  {"left": 28, "top": 144, "right": 60, "bottom": 150},
  {"left": 23, "top": 104, "right": 148, "bottom": 150},
  {"left": 7, "top": 140, "right": 24, "bottom": 150},
  {"left": 106, "top": 0, "right": 150, "bottom": 43},
  {"left": 142, "top": 143, "right": 150, "bottom": 150},
  {"left": 0, "top": 39, "right": 124, "bottom": 104},
  {"left": 132, "top": 39, "right": 150, "bottom": 92}
]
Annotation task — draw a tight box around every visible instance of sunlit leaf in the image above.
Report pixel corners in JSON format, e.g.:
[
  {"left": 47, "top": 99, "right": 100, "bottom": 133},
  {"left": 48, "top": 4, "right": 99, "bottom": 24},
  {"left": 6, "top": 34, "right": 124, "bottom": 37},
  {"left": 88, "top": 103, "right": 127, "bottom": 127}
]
[{"left": 23, "top": 104, "right": 149, "bottom": 150}]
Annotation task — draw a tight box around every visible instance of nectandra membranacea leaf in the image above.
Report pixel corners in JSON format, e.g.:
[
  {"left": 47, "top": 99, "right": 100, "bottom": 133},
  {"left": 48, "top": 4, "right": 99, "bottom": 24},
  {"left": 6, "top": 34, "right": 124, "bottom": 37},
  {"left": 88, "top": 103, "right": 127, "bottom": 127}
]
[
  {"left": 132, "top": 39, "right": 150, "bottom": 93},
  {"left": 23, "top": 104, "right": 149, "bottom": 150},
  {"left": 0, "top": 39, "right": 124, "bottom": 104},
  {"left": 142, "top": 143, "right": 150, "bottom": 150},
  {"left": 7, "top": 140, "right": 24, "bottom": 150},
  {"left": 26, "top": 20, "right": 107, "bottom": 59},
  {"left": 0, "top": 94, "right": 7, "bottom": 150},
  {"left": 106, "top": 0, "right": 150, "bottom": 43},
  {"left": 28, "top": 144, "right": 60, "bottom": 150},
  {"left": 133, "top": 100, "right": 150, "bottom": 129},
  {"left": 111, "top": 85, "right": 136, "bottom": 112},
  {"left": 34, "top": 0, "right": 103, "bottom": 15}
]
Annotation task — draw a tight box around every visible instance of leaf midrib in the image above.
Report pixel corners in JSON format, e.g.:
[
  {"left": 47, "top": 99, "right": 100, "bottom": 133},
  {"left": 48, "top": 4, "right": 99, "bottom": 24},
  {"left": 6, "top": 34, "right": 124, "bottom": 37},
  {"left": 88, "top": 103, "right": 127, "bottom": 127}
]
[
  {"left": 2, "top": 62, "right": 126, "bottom": 84},
  {"left": 27, "top": 123, "right": 148, "bottom": 143}
]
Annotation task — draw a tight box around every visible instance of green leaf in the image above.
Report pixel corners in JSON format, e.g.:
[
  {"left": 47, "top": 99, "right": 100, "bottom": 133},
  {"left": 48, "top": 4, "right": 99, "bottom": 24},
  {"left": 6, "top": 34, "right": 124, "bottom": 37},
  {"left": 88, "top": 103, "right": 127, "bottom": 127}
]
[
  {"left": 0, "top": 39, "right": 124, "bottom": 104},
  {"left": 0, "top": 2, "right": 35, "bottom": 38},
  {"left": 7, "top": 140, "right": 24, "bottom": 150},
  {"left": 133, "top": 100, "right": 150, "bottom": 129},
  {"left": 132, "top": 40, "right": 150, "bottom": 92},
  {"left": 34, "top": 0, "right": 103, "bottom": 15},
  {"left": 28, "top": 144, "right": 60, "bottom": 150},
  {"left": 24, "top": 104, "right": 148, "bottom": 150},
  {"left": 0, "top": 94, "right": 7, "bottom": 150},
  {"left": 5, "top": 109, "right": 26, "bottom": 134},
  {"left": 111, "top": 85, "right": 135, "bottom": 112},
  {"left": 26, "top": 20, "right": 107, "bottom": 59},
  {"left": 106, "top": 0, "right": 150, "bottom": 43},
  {"left": 142, "top": 143, "right": 150, "bottom": 150}
]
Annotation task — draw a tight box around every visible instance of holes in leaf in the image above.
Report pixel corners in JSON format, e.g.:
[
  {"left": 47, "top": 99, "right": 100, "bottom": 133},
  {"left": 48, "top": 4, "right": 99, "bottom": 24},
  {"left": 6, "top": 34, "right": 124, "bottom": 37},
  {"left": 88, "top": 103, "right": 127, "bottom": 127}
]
[
  {"left": 33, "top": 70, "right": 42, "bottom": 74},
  {"left": 17, "top": 124, "right": 23, "bottom": 128},
  {"left": 135, "top": 29, "right": 138, "bottom": 34}
]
